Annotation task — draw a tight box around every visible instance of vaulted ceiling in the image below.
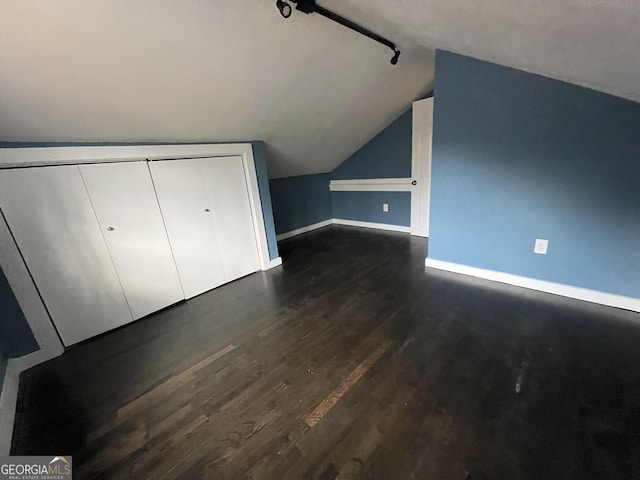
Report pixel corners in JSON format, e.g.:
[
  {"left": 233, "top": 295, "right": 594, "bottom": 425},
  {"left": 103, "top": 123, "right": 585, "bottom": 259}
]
[
  {"left": 1, "top": 1, "right": 638, "bottom": 178},
  {"left": 324, "top": 0, "right": 640, "bottom": 102}
]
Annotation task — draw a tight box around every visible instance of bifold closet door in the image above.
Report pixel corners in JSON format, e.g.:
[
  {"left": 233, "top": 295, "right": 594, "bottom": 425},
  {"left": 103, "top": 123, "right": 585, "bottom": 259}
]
[
  {"left": 0, "top": 166, "right": 133, "bottom": 346},
  {"left": 80, "top": 162, "right": 185, "bottom": 319},
  {"left": 203, "top": 156, "right": 261, "bottom": 281},
  {"left": 149, "top": 156, "right": 260, "bottom": 299},
  {"left": 149, "top": 159, "right": 227, "bottom": 298}
]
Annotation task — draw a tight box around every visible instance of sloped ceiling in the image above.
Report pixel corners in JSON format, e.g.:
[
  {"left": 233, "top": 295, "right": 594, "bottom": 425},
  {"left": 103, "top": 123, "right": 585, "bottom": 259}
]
[
  {"left": 0, "top": 1, "right": 432, "bottom": 179},
  {"left": 1, "top": 1, "right": 638, "bottom": 178},
  {"left": 324, "top": 0, "right": 640, "bottom": 103}
]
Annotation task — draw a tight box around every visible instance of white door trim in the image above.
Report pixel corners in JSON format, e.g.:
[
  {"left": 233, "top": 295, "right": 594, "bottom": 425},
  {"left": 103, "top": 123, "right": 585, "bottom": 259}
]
[
  {"left": 0, "top": 144, "right": 251, "bottom": 167},
  {"left": 410, "top": 98, "right": 434, "bottom": 237},
  {"left": 0, "top": 144, "right": 275, "bottom": 453},
  {"left": 0, "top": 211, "right": 64, "bottom": 455},
  {"left": 0, "top": 144, "right": 272, "bottom": 272}
]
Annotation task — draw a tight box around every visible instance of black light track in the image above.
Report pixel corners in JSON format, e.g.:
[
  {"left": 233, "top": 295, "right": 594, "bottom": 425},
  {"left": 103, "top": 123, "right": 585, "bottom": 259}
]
[{"left": 276, "top": 0, "right": 401, "bottom": 65}]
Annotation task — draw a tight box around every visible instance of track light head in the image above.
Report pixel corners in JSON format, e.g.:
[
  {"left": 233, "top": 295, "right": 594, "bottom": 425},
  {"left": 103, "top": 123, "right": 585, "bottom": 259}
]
[
  {"left": 276, "top": 1, "right": 400, "bottom": 65},
  {"left": 390, "top": 49, "right": 401, "bottom": 65},
  {"left": 276, "top": 0, "right": 292, "bottom": 18}
]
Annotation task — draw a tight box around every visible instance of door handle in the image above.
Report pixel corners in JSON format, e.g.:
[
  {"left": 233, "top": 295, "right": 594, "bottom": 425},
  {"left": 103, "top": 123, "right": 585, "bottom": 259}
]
[
  {"left": 411, "top": 180, "right": 417, "bottom": 186},
  {"left": 106, "top": 226, "right": 115, "bottom": 231}
]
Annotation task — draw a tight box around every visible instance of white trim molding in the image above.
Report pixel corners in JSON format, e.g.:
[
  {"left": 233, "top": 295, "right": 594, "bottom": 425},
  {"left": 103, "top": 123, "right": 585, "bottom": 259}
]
[
  {"left": 410, "top": 98, "right": 433, "bottom": 237},
  {"left": 0, "top": 350, "right": 63, "bottom": 455},
  {"left": 266, "top": 257, "right": 283, "bottom": 269},
  {"left": 0, "top": 212, "right": 65, "bottom": 455},
  {"left": 332, "top": 219, "right": 410, "bottom": 233},
  {"left": 329, "top": 178, "right": 412, "bottom": 192},
  {"left": 276, "top": 219, "right": 333, "bottom": 240},
  {"left": 276, "top": 218, "right": 410, "bottom": 241},
  {"left": 0, "top": 144, "right": 272, "bottom": 272},
  {"left": 425, "top": 258, "right": 640, "bottom": 313},
  {"left": 0, "top": 143, "right": 256, "bottom": 168},
  {"left": 0, "top": 143, "right": 277, "bottom": 453}
]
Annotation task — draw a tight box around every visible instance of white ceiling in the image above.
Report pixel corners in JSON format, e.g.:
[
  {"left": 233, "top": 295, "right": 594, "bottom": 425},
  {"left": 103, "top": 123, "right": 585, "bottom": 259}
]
[
  {"left": 1, "top": 1, "right": 638, "bottom": 178},
  {"left": 324, "top": 0, "right": 640, "bottom": 104},
  {"left": 0, "top": 1, "right": 432, "bottom": 178}
]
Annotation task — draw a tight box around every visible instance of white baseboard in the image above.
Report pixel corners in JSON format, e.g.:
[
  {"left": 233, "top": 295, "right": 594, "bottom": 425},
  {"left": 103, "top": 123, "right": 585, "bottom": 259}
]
[
  {"left": 332, "top": 218, "right": 410, "bottom": 233},
  {"left": 0, "top": 347, "right": 63, "bottom": 455},
  {"left": 0, "top": 212, "right": 65, "bottom": 455},
  {"left": 0, "top": 253, "right": 280, "bottom": 453},
  {"left": 0, "top": 362, "right": 20, "bottom": 456},
  {"left": 276, "top": 219, "right": 333, "bottom": 240},
  {"left": 276, "top": 218, "right": 411, "bottom": 241},
  {"left": 265, "top": 257, "right": 283, "bottom": 269},
  {"left": 425, "top": 258, "right": 640, "bottom": 313}
]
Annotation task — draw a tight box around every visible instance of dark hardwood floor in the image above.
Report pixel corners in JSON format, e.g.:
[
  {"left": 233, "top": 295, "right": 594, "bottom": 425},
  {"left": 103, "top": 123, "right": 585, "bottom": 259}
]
[{"left": 11, "top": 225, "right": 640, "bottom": 479}]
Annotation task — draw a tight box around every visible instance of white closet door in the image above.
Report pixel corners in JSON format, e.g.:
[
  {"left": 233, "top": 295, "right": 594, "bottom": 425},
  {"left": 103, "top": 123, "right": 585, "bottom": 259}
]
[
  {"left": 410, "top": 97, "right": 433, "bottom": 237},
  {"left": 202, "top": 156, "right": 260, "bottom": 281},
  {"left": 79, "top": 162, "right": 184, "bottom": 319},
  {"left": 0, "top": 166, "right": 133, "bottom": 346},
  {"left": 149, "top": 159, "right": 227, "bottom": 298}
]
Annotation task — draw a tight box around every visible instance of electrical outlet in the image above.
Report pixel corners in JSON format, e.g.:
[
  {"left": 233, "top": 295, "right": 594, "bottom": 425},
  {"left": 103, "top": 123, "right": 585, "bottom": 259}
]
[
  {"left": 534, "top": 239, "right": 548, "bottom": 254},
  {"left": 383, "top": 203, "right": 389, "bottom": 212}
]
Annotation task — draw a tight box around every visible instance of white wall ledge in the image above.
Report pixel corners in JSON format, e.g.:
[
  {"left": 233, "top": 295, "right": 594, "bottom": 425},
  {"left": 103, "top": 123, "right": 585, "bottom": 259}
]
[{"left": 329, "top": 178, "right": 412, "bottom": 192}]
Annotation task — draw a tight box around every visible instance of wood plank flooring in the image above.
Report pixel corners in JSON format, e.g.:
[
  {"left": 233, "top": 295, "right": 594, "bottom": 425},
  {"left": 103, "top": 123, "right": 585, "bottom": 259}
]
[{"left": 11, "top": 225, "right": 640, "bottom": 479}]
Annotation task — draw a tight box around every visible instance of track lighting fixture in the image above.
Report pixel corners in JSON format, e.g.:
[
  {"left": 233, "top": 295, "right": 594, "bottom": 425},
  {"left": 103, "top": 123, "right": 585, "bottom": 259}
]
[
  {"left": 275, "top": 0, "right": 401, "bottom": 65},
  {"left": 276, "top": 0, "right": 292, "bottom": 18},
  {"left": 390, "top": 49, "right": 401, "bottom": 65}
]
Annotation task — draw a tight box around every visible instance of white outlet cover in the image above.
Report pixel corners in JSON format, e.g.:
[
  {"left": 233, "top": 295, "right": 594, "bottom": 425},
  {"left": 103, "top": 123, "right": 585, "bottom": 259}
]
[
  {"left": 534, "top": 239, "right": 549, "bottom": 254},
  {"left": 383, "top": 203, "right": 389, "bottom": 212}
]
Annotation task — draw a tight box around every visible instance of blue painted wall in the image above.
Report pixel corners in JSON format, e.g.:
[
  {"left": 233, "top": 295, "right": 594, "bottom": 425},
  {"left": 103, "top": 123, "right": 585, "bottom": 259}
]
[
  {"left": 330, "top": 108, "right": 414, "bottom": 227},
  {"left": 269, "top": 109, "right": 415, "bottom": 236},
  {"left": 0, "top": 266, "right": 39, "bottom": 359},
  {"left": 332, "top": 191, "right": 411, "bottom": 226},
  {"left": 250, "top": 141, "right": 279, "bottom": 260},
  {"left": 429, "top": 50, "right": 640, "bottom": 298},
  {"left": 332, "top": 108, "right": 412, "bottom": 180},
  {"left": 269, "top": 173, "right": 332, "bottom": 234}
]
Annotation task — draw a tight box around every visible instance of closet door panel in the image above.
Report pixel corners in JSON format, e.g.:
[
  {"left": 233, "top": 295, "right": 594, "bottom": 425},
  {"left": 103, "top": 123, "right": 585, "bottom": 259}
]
[
  {"left": 149, "top": 160, "right": 227, "bottom": 298},
  {"left": 80, "top": 162, "right": 185, "bottom": 319},
  {"left": 0, "top": 166, "right": 133, "bottom": 346},
  {"left": 203, "top": 156, "right": 260, "bottom": 281}
]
